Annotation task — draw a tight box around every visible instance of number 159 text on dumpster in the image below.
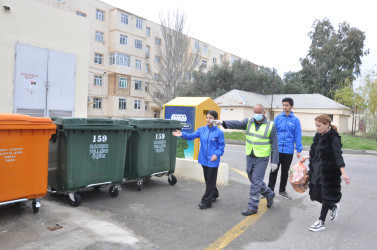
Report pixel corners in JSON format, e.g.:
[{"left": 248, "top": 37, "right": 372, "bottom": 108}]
[{"left": 154, "top": 133, "right": 166, "bottom": 153}]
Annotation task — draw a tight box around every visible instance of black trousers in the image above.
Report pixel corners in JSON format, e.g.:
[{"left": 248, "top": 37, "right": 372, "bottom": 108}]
[
  {"left": 268, "top": 153, "right": 293, "bottom": 192},
  {"left": 311, "top": 184, "right": 335, "bottom": 221},
  {"left": 201, "top": 165, "right": 219, "bottom": 205}
]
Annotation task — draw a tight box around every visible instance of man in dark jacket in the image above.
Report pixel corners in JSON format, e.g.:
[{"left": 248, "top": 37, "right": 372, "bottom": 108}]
[{"left": 268, "top": 97, "right": 302, "bottom": 199}]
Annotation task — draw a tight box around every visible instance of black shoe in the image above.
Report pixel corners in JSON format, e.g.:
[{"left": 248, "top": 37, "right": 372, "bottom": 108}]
[
  {"left": 242, "top": 209, "right": 257, "bottom": 216},
  {"left": 199, "top": 202, "right": 212, "bottom": 209},
  {"left": 267, "top": 193, "right": 275, "bottom": 208},
  {"left": 211, "top": 197, "right": 217, "bottom": 203}
]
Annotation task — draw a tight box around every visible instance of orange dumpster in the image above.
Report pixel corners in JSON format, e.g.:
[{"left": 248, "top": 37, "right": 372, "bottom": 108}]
[{"left": 0, "top": 113, "right": 56, "bottom": 213}]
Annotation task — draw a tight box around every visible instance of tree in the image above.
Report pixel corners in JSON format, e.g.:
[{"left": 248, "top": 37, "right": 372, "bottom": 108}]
[
  {"left": 359, "top": 72, "right": 377, "bottom": 139},
  {"left": 179, "top": 60, "right": 284, "bottom": 98},
  {"left": 282, "top": 71, "right": 307, "bottom": 94},
  {"left": 334, "top": 78, "right": 365, "bottom": 135},
  {"left": 300, "top": 18, "right": 369, "bottom": 98},
  {"left": 147, "top": 11, "right": 198, "bottom": 107}
]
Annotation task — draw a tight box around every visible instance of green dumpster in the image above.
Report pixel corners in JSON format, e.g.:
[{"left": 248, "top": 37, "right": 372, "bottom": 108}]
[
  {"left": 124, "top": 118, "right": 182, "bottom": 191},
  {"left": 48, "top": 118, "right": 133, "bottom": 206}
]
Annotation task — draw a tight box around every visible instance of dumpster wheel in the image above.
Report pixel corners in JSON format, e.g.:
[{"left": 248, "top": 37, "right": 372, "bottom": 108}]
[
  {"left": 137, "top": 180, "right": 143, "bottom": 191},
  {"left": 109, "top": 185, "right": 120, "bottom": 197},
  {"left": 69, "top": 193, "right": 82, "bottom": 207},
  {"left": 168, "top": 174, "right": 177, "bottom": 185},
  {"left": 32, "top": 199, "right": 40, "bottom": 213}
]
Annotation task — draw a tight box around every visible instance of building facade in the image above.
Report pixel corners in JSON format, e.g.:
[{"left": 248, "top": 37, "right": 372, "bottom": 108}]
[
  {"left": 32, "top": 0, "right": 244, "bottom": 118},
  {"left": 0, "top": 0, "right": 90, "bottom": 117}
]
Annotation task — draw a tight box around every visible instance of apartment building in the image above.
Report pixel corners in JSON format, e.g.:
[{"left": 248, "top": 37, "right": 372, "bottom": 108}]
[{"left": 31, "top": 0, "right": 245, "bottom": 118}]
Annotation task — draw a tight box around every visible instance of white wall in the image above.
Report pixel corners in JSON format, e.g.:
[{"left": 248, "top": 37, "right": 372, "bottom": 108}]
[{"left": 0, "top": 0, "right": 90, "bottom": 117}]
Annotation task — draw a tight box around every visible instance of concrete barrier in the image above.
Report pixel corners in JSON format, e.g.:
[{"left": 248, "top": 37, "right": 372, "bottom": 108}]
[{"left": 174, "top": 158, "right": 229, "bottom": 185}]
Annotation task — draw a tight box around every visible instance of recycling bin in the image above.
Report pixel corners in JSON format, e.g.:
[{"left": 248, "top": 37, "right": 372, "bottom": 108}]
[
  {"left": 124, "top": 118, "right": 182, "bottom": 190},
  {"left": 48, "top": 118, "right": 133, "bottom": 206},
  {"left": 0, "top": 113, "right": 56, "bottom": 213}
]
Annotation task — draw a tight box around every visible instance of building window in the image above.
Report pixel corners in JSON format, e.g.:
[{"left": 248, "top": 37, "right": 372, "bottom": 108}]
[
  {"left": 93, "top": 98, "right": 102, "bottom": 109},
  {"left": 136, "top": 18, "right": 143, "bottom": 29},
  {"left": 220, "top": 55, "right": 224, "bottom": 62},
  {"left": 119, "top": 77, "right": 127, "bottom": 88},
  {"left": 120, "top": 34, "right": 127, "bottom": 45},
  {"left": 94, "top": 75, "right": 102, "bottom": 86},
  {"left": 328, "top": 114, "right": 334, "bottom": 121},
  {"left": 135, "top": 59, "right": 142, "bottom": 69},
  {"left": 145, "top": 64, "right": 150, "bottom": 73},
  {"left": 144, "top": 83, "right": 149, "bottom": 92},
  {"left": 195, "top": 58, "right": 199, "bottom": 66},
  {"left": 135, "top": 80, "right": 142, "bottom": 90},
  {"left": 194, "top": 41, "right": 200, "bottom": 50},
  {"left": 134, "top": 100, "right": 141, "bottom": 110},
  {"left": 109, "top": 52, "right": 131, "bottom": 67},
  {"left": 95, "top": 31, "right": 104, "bottom": 43},
  {"left": 213, "top": 58, "right": 217, "bottom": 64},
  {"left": 96, "top": 9, "right": 104, "bottom": 21},
  {"left": 155, "top": 37, "right": 161, "bottom": 45},
  {"left": 203, "top": 45, "right": 208, "bottom": 53},
  {"left": 231, "top": 56, "right": 236, "bottom": 63},
  {"left": 202, "top": 60, "right": 207, "bottom": 68},
  {"left": 76, "top": 11, "right": 86, "bottom": 17},
  {"left": 146, "top": 27, "right": 150, "bottom": 37},
  {"left": 154, "top": 55, "right": 160, "bottom": 63},
  {"left": 145, "top": 102, "right": 149, "bottom": 111},
  {"left": 121, "top": 13, "right": 128, "bottom": 24},
  {"left": 154, "top": 73, "right": 160, "bottom": 81},
  {"left": 154, "top": 92, "right": 163, "bottom": 99},
  {"left": 94, "top": 53, "right": 103, "bottom": 64},
  {"left": 119, "top": 98, "right": 127, "bottom": 110},
  {"left": 134, "top": 39, "right": 143, "bottom": 50}
]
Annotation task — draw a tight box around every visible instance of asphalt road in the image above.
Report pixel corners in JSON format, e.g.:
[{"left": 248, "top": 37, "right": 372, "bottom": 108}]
[{"left": 0, "top": 145, "right": 376, "bottom": 249}]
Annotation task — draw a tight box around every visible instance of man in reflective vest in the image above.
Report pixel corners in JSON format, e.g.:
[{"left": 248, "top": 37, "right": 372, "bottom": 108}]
[{"left": 212, "top": 104, "right": 279, "bottom": 216}]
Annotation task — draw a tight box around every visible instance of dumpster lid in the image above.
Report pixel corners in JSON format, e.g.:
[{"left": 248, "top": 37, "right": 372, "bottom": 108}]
[
  {"left": 52, "top": 117, "right": 132, "bottom": 127},
  {"left": 0, "top": 113, "right": 53, "bottom": 124},
  {"left": 127, "top": 118, "right": 182, "bottom": 129}
]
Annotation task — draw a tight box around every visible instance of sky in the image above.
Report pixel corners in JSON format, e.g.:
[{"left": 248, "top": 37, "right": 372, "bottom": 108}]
[{"left": 101, "top": 0, "right": 377, "bottom": 79}]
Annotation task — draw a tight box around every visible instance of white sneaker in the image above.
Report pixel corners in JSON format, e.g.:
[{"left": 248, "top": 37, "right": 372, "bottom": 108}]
[
  {"left": 330, "top": 204, "right": 340, "bottom": 221},
  {"left": 309, "top": 220, "right": 325, "bottom": 232}
]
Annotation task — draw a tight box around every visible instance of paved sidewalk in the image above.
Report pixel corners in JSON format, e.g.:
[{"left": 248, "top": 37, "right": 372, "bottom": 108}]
[{"left": 225, "top": 139, "right": 377, "bottom": 156}]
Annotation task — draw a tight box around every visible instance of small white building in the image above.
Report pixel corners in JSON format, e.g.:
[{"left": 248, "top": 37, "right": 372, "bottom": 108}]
[{"left": 215, "top": 90, "right": 352, "bottom": 133}]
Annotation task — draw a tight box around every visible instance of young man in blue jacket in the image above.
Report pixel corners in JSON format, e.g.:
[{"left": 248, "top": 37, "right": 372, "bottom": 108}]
[{"left": 268, "top": 97, "right": 303, "bottom": 200}]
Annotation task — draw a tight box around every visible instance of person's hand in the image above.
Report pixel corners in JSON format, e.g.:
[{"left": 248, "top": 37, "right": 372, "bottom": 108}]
[
  {"left": 172, "top": 130, "right": 182, "bottom": 137},
  {"left": 211, "top": 120, "right": 223, "bottom": 126},
  {"left": 211, "top": 155, "right": 218, "bottom": 161},
  {"left": 270, "top": 163, "right": 278, "bottom": 172},
  {"left": 342, "top": 174, "right": 351, "bottom": 185},
  {"left": 301, "top": 155, "right": 310, "bottom": 162},
  {"left": 296, "top": 152, "right": 302, "bottom": 159}
]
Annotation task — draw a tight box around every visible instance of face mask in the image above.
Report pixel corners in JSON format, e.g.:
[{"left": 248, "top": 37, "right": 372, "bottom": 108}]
[{"left": 254, "top": 114, "right": 264, "bottom": 121}]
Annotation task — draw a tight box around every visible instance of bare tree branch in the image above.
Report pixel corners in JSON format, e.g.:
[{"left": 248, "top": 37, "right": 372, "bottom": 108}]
[{"left": 146, "top": 10, "right": 198, "bottom": 107}]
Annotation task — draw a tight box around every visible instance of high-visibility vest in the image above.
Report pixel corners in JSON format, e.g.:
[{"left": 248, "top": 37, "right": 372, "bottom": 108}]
[{"left": 245, "top": 118, "right": 273, "bottom": 157}]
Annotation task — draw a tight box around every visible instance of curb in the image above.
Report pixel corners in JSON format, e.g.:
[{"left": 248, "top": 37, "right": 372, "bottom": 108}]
[{"left": 225, "top": 140, "right": 377, "bottom": 156}]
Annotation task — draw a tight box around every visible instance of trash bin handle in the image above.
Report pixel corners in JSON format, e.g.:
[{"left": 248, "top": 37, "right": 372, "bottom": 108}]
[{"left": 87, "top": 119, "right": 114, "bottom": 125}]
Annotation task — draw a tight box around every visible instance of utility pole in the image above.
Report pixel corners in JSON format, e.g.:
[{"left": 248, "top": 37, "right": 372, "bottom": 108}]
[{"left": 270, "top": 68, "right": 275, "bottom": 120}]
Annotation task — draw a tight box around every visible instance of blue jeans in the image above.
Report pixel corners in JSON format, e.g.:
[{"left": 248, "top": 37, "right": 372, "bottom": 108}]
[{"left": 246, "top": 155, "right": 275, "bottom": 211}]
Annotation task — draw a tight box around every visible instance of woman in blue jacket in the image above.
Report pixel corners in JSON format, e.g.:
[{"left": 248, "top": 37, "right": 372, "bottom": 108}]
[{"left": 173, "top": 110, "right": 225, "bottom": 209}]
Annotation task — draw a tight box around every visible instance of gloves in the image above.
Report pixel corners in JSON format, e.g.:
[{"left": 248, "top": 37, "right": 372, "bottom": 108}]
[
  {"left": 211, "top": 120, "right": 223, "bottom": 126},
  {"left": 270, "top": 163, "right": 278, "bottom": 172}
]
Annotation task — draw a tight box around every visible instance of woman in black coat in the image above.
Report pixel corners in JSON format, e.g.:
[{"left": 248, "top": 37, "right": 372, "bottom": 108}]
[{"left": 302, "top": 114, "right": 350, "bottom": 232}]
